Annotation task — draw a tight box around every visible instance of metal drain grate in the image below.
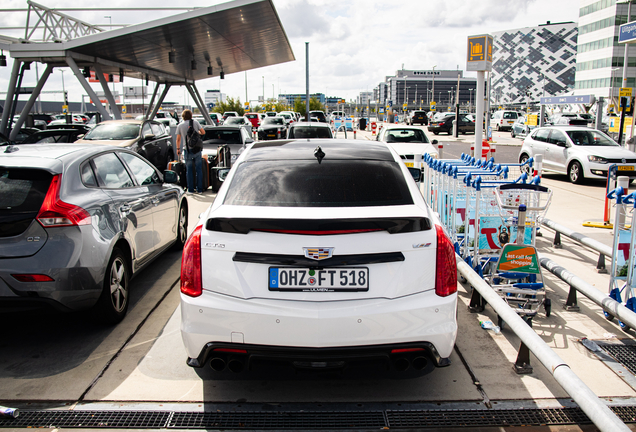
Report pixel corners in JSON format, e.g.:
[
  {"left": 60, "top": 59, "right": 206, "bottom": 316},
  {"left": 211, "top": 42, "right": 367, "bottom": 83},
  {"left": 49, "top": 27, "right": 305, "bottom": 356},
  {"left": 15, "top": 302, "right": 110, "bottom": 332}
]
[
  {"left": 170, "top": 411, "right": 386, "bottom": 429},
  {"left": 0, "top": 411, "right": 171, "bottom": 429},
  {"left": 386, "top": 408, "right": 590, "bottom": 428},
  {"left": 599, "top": 343, "right": 636, "bottom": 376},
  {"left": 0, "top": 406, "right": 635, "bottom": 429}
]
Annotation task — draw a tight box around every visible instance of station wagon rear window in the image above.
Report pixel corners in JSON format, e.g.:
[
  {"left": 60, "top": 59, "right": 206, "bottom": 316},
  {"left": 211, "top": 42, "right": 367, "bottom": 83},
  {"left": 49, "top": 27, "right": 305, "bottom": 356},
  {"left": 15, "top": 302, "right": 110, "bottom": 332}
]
[
  {"left": 0, "top": 168, "right": 53, "bottom": 237},
  {"left": 224, "top": 160, "right": 413, "bottom": 207}
]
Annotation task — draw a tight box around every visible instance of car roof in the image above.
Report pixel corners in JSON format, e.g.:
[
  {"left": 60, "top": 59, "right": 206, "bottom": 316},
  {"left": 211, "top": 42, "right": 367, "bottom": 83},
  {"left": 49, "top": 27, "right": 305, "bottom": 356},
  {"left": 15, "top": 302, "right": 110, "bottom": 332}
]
[
  {"left": 0, "top": 143, "right": 122, "bottom": 173},
  {"left": 534, "top": 126, "right": 595, "bottom": 132},
  {"left": 97, "top": 119, "right": 146, "bottom": 125},
  {"left": 383, "top": 124, "right": 425, "bottom": 131},
  {"left": 291, "top": 122, "right": 331, "bottom": 128},
  {"left": 246, "top": 139, "right": 395, "bottom": 162}
]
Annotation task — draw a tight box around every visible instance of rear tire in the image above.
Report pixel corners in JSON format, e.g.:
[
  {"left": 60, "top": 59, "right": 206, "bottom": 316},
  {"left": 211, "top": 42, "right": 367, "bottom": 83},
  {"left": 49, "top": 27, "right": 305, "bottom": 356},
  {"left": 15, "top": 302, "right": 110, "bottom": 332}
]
[
  {"left": 173, "top": 203, "right": 188, "bottom": 250},
  {"left": 511, "top": 130, "right": 516, "bottom": 138},
  {"left": 95, "top": 248, "right": 130, "bottom": 324},
  {"left": 519, "top": 154, "right": 532, "bottom": 175}
]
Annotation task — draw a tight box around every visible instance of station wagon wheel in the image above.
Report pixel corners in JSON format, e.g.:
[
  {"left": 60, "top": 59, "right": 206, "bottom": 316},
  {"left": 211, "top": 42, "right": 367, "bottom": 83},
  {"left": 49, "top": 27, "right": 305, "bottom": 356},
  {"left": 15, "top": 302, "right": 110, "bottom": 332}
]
[
  {"left": 173, "top": 204, "right": 188, "bottom": 249},
  {"left": 95, "top": 248, "right": 130, "bottom": 324},
  {"left": 568, "top": 161, "right": 584, "bottom": 184}
]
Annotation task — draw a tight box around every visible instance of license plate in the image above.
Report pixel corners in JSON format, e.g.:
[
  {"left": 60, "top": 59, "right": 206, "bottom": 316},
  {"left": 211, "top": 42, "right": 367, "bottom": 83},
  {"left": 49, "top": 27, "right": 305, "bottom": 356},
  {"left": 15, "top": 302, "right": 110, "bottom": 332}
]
[
  {"left": 618, "top": 166, "right": 634, "bottom": 171},
  {"left": 507, "top": 121, "right": 514, "bottom": 124},
  {"left": 404, "top": 162, "right": 414, "bottom": 167},
  {"left": 267, "top": 134, "right": 276, "bottom": 137},
  {"left": 269, "top": 267, "right": 369, "bottom": 292}
]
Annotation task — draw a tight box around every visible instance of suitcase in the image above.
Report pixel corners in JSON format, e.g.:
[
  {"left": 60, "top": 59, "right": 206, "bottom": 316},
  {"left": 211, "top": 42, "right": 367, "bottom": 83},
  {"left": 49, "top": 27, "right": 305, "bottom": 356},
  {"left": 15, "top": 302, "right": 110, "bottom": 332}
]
[
  {"left": 167, "top": 160, "right": 187, "bottom": 189},
  {"left": 196, "top": 157, "right": 210, "bottom": 192}
]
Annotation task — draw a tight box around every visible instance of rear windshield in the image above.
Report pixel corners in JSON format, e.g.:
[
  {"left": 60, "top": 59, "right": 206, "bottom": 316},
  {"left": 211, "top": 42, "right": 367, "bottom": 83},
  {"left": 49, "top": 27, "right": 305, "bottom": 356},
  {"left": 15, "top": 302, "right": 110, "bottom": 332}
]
[
  {"left": 83, "top": 123, "right": 140, "bottom": 140},
  {"left": 385, "top": 129, "right": 429, "bottom": 143},
  {"left": 503, "top": 112, "right": 518, "bottom": 119},
  {"left": 290, "top": 126, "right": 333, "bottom": 138},
  {"left": 246, "top": 114, "right": 258, "bottom": 119},
  {"left": 224, "top": 160, "right": 413, "bottom": 207},
  {"left": 204, "top": 129, "right": 242, "bottom": 144},
  {"left": 0, "top": 168, "right": 53, "bottom": 237}
]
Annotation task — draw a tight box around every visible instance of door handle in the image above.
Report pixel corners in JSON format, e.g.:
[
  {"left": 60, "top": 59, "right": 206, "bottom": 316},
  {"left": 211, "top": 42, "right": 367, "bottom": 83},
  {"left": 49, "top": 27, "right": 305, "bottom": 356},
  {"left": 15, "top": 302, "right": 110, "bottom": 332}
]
[
  {"left": 151, "top": 198, "right": 160, "bottom": 206},
  {"left": 120, "top": 204, "right": 132, "bottom": 214}
]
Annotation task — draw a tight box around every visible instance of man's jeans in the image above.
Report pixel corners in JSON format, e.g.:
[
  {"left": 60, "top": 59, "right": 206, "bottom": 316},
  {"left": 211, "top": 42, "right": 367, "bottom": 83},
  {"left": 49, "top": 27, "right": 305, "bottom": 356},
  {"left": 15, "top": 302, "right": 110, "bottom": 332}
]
[{"left": 184, "top": 149, "right": 203, "bottom": 193}]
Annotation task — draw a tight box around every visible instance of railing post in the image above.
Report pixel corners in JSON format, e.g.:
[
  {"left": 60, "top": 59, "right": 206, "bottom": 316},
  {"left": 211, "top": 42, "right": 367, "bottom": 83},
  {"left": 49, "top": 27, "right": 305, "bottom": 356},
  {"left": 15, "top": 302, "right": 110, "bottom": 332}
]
[
  {"left": 553, "top": 231, "right": 562, "bottom": 249},
  {"left": 563, "top": 285, "right": 580, "bottom": 311},
  {"left": 597, "top": 254, "right": 608, "bottom": 274},
  {"left": 514, "top": 318, "right": 533, "bottom": 374}
]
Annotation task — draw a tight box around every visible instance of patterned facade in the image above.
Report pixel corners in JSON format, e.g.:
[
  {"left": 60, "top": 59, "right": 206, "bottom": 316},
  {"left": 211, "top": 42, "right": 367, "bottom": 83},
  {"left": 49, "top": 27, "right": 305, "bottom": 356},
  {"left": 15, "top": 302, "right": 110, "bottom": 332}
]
[{"left": 491, "top": 23, "right": 578, "bottom": 105}]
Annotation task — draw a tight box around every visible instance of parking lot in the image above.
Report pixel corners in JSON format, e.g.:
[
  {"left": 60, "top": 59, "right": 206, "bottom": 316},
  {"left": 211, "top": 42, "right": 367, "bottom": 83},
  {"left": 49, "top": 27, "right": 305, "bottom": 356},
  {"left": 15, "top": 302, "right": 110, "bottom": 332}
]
[{"left": 2, "top": 123, "right": 636, "bottom": 431}]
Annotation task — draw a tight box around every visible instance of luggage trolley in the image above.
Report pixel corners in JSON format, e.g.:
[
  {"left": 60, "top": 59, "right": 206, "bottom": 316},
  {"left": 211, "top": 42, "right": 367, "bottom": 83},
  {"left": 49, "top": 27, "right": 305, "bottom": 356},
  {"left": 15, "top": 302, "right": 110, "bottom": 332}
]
[
  {"left": 605, "top": 187, "right": 636, "bottom": 331},
  {"left": 483, "top": 182, "right": 553, "bottom": 327}
]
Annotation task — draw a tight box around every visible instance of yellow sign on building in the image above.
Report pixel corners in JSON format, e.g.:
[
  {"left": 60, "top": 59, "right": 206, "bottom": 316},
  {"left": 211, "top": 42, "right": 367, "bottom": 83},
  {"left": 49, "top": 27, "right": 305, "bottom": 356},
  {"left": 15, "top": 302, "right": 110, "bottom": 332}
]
[{"left": 526, "top": 114, "right": 538, "bottom": 126}]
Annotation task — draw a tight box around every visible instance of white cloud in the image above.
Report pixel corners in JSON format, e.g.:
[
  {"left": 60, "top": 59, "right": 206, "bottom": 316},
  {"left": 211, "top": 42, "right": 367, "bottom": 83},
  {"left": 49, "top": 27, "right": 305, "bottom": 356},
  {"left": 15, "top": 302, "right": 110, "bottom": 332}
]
[{"left": 0, "top": 0, "right": 580, "bottom": 105}]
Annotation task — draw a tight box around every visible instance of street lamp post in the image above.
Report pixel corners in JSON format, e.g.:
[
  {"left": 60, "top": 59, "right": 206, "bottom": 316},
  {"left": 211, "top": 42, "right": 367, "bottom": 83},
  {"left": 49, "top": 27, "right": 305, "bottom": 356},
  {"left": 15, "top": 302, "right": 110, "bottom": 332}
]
[
  {"left": 610, "top": 67, "right": 621, "bottom": 113},
  {"left": 447, "top": 90, "right": 451, "bottom": 106},
  {"left": 431, "top": 65, "right": 437, "bottom": 106},
  {"left": 415, "top": 84, "right": 418, "bottom": 109},
  {"left": 469, "top": 88, "right": 474, "bottom": 113}
]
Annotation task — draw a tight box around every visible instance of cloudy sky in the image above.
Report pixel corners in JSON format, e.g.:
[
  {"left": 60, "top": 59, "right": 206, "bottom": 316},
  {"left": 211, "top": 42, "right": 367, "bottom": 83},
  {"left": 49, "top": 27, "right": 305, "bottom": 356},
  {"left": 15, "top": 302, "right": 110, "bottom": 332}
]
[{"left": 0, "top": 0, "right": 580, "bottom": 106}]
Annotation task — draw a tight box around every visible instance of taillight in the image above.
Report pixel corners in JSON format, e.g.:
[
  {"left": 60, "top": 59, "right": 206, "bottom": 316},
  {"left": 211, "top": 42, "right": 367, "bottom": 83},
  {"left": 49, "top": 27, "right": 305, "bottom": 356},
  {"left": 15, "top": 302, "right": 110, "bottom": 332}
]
[
  {"left": 435, "top": 224, "right": 457, "bottom": 297},
  {"left": 12, "top": 274, "right": 54, "bottom": 282},
  {"left": 37, "top": 174, "right": 91, "bottom": 227},
  {"left": 181, "top": 225, "right": 202, "bottom": 297}
]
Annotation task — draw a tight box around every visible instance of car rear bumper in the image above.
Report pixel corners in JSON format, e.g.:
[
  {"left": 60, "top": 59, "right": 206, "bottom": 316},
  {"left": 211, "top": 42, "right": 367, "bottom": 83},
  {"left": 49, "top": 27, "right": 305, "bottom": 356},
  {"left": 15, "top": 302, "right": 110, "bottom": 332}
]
[{"left": 180, "top": 289, "right": 458, "bottom": 366}]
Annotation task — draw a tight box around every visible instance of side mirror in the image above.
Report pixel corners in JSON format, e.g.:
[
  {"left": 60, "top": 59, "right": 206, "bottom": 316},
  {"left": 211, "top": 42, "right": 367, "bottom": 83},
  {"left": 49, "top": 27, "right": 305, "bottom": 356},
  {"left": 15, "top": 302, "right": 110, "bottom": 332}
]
[
  {"left": 407, "top": 167, "right": 422, "bottom": 183},
  {"left": 143, "top": 133, "right": 155, "bottom": 141},
  {"left": 163, "top": 170, "right": 178, "bottom": 184},
  {"left": 432, "top": 139, "right": 438, "bottom": 145},
  {"left": 245, "top": 138, "right": 254, "bottom": 144}
]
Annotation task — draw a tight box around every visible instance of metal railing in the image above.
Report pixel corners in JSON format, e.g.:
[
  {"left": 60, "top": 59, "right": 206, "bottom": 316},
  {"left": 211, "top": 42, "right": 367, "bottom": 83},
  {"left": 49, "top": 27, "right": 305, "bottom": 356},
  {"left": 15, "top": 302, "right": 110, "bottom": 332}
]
[
  {"left": 457, "top": 255, "right": 631, "bottom": 432},
  {"left": 539, "top": 217, "right": 611, "bottom": 273}
]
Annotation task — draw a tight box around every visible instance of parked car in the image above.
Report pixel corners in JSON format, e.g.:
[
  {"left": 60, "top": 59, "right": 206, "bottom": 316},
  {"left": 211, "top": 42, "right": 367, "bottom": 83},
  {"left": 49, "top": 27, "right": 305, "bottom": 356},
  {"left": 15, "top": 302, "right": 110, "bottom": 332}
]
[
  {"left": 179, "top": 139, "right": 458, "bottom": 375},
  {"left": 244, "top": 112, "right": 261, "bottom": 128},
  {"left": 428, "top": 114, "right": 475, "bottom": 135},
  {"left": 201, "top": 125, "right": 254, "bottom": 166},
  {"left": 9, "top": 127, "right": 40, "bottom": 143},
  {"left": 47, "top": 118, "right": 87, "bottom": 128},
  {"left": 18, "top": 126, "right": 91, "bottom": 144},
  {"left": 510, "top": 115, "right": 536, "bottom": 139},
  {"left": 75, "top": 119, "right": 174, "bottom": 172},
  {"left": 257, "top": 117, "right": 287, "bottom": 140},
  {"left": 548, "top": 113, "right": 589, "bottom": 126},
  {"left": 407, "top": 110, "right": 428, "bottom": 125},
  {"left": 0, "top": 144, "right": 187, "bottom": 322},
  {"left": 224, "top": 116, "right": 253, "bottom": 135},
  {"left": 278, "top": 112, "right": 294, "bottom": 126},
  {"left": 491, "top": 110, "right": 520, "bottom": 131},
  {"left": 265, "top": 111, "right": 277, "bottom": 117},
  {"left": 286, "top": 121, "right": 333, "bottom": 139},
  {"left": 309, "top": 110, "right": 327, "bottom": 123},
  {"left": 519, "top": 126, "right": 636, "bottom": 184},
  {"left": 222, "top": 111, "right": 239, "bottom": 121},
  {"left": 377, "top": 125, "right": 439, "bottom": 174}
]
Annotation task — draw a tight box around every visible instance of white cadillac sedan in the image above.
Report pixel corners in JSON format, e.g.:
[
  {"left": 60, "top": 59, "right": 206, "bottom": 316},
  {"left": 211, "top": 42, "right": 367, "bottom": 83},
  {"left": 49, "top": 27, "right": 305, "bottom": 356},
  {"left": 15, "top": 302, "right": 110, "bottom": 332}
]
[{"left": 180, "top": 139, "right": 458, "bottom": 376}]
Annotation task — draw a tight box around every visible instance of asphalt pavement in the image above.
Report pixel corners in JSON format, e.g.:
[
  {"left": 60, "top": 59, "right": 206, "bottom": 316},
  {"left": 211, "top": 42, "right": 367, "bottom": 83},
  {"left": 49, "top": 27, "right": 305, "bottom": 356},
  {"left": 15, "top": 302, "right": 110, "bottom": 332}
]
[{"left": 1, "top": 125, "right": 635, "bottom": 432}]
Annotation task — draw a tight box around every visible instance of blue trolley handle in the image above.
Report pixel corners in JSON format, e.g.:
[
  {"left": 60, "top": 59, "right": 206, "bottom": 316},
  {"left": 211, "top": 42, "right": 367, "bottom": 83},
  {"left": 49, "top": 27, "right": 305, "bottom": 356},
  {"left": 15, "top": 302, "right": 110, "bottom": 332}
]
[
  {"left": 607, "top": 186, "right": 626, "bottom": 204},
  {"left": 623, "top": 191, "right": 636, "bottom": 206}
]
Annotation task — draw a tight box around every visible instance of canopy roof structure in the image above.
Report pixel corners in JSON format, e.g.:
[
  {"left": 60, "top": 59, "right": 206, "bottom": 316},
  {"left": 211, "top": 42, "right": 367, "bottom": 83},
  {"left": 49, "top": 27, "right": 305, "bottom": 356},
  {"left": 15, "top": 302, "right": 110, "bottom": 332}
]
[{"left": 1, "top": 0, "right": 295, "bottom": 138}]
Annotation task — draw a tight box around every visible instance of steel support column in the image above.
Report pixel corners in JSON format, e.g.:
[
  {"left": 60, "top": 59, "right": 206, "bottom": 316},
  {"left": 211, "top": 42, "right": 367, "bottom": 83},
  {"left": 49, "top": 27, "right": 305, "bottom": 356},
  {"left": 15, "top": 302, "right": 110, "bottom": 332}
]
[
  {"left": 10, "top": 63, "right": 53, "bottom": 141},
  {"left": 92, "top": 63, "right": 119, "bottom": 120},
  {"left": 145, "top": 83, "right": 160, "bottom": 119},
  {"left": 0, "top": 59, "right": 21, "bottom": 135},
  {"left": 191, "top": 82, "right": 212, "bottom": 125},
  {"left": 65, "top": 57, "right": 111, "bottom": 121},
  {"left": 149, "top": 83, "right": 172, "bottom": 119}
]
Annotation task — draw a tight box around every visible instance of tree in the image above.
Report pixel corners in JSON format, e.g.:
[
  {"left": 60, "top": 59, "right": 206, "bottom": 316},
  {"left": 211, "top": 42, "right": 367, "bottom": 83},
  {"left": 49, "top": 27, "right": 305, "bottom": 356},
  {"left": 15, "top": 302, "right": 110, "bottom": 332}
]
[
  {"left": 294, "top": 97, "right": 325, "bottom": 117},
  {"left": 212, "top": 96, "right": 245, "bottom": 116}
]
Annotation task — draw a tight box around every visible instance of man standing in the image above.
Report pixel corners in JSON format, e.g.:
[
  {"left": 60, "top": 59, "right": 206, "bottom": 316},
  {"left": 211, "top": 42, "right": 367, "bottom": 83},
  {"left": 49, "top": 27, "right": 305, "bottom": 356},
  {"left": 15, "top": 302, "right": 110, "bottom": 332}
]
[{"left": 176, "top": 109, "right": 205, "bottom": 193}]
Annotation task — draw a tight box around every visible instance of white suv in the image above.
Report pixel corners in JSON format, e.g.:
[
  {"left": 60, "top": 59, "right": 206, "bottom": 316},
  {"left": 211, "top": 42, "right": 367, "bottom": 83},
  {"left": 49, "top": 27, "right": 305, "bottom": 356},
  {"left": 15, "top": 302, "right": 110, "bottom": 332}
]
[{"left": 180, "top": 139, "right": 458, "bottom": 376}]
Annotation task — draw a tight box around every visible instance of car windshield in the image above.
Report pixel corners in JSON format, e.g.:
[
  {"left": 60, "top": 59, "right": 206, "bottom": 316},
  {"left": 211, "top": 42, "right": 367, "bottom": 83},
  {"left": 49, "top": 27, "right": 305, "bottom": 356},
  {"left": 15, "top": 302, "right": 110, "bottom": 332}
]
[
  {"left": 82, "top": 123, "right": 140, "bottom": 140},
  {"left": 263, "top": 118, "right": 284, "bottom": 125},
  {"left": 385, "top": 129, "right": 429, "bottom": 143},
  {"left": 224, "top": 160, "right": 413, "bottom": 207},
  {"left": 566, "top": 130, "right": 618, "bottom": 146},
  {"left": 204, "top": 129, "right": 242, "bottom": 144}
]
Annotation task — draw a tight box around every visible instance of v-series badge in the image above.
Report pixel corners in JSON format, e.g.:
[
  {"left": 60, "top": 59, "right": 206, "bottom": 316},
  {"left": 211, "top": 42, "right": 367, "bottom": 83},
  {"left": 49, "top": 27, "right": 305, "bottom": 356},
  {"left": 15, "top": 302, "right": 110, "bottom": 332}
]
[
  {"left": 413, "top": 243, "right": 431, "bottom": 249},
  {"left": 205, "top": 243, "right": 225, "bottom": 248}
]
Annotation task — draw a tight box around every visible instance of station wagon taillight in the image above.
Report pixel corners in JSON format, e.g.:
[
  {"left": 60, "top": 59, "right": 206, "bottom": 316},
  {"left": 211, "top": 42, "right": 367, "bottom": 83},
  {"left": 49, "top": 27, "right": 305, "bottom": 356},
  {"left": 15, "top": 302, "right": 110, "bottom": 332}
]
[
  {"left": 435, "top": 225, "right": 457, "bottom": 297},
  {"left": 37, "top": 174, "right": 91, "bottom": 227},
  {"left": 181, "top": 225, "right": 202, "bottom": 297}
]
